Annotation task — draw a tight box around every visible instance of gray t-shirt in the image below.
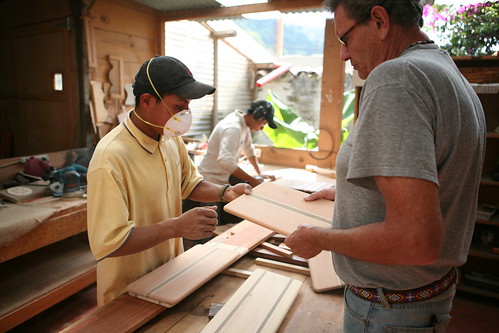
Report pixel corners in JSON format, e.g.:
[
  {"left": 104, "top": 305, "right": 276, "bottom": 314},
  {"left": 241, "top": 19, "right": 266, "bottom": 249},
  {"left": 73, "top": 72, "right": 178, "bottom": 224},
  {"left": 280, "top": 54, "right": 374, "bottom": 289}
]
[{"left": 333, "top": 44, "right": 486, "bottom": 290}]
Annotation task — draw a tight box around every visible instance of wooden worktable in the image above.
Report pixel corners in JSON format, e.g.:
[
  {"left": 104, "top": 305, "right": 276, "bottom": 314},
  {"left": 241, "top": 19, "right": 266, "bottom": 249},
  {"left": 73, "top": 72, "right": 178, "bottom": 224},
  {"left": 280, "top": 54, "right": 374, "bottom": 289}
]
[
  {"left": 0, "top": 197, "right": 96, "bottom": 332},
  {"left": 136, "top": 255, "right": 344, "bottom": 332}
]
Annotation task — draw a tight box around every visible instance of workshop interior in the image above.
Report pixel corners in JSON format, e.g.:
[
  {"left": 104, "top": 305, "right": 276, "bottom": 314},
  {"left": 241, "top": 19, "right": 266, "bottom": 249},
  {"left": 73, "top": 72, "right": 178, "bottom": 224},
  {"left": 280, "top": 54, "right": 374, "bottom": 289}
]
[{"left": 0, "top": 0, "right": 498, "bottom": 332}]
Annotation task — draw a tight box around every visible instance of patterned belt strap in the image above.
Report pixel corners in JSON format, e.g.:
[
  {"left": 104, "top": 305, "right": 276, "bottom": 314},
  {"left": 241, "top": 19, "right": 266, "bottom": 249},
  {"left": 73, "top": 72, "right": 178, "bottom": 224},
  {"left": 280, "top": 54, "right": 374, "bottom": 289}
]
[{"left": 348, "top": 269, "right": 456, "bottom": 304}]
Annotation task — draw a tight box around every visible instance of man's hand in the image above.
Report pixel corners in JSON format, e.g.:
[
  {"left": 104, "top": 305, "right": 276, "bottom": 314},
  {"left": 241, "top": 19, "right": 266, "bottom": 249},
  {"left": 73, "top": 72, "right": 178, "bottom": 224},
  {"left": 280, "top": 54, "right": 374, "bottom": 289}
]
[
  {"left": 174, "top": 206, "right": 218, "bottom": 240},
  {"left": 285, "top": 224, "right": 323, "bottom": 259},
  {"left": 304, "top": 186, "right": 336, "bottom": 202},
  {"left": 224, "top": 183, "right": 252, "bottom": 201}
]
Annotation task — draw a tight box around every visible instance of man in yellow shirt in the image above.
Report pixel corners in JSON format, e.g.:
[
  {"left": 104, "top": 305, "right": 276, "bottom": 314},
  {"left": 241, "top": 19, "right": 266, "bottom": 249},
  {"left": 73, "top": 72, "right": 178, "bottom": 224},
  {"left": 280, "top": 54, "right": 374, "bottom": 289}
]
[{"left": 87, "top": 56, "right": 251, "bottom": 306}]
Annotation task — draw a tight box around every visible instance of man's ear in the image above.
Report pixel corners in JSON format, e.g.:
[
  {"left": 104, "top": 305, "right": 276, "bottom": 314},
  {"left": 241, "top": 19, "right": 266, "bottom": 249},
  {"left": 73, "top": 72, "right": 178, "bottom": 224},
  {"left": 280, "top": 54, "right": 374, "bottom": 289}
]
[
  {"left": 370, "top": 6, "right": 390, "bottom": 40},
  {"left": 139, "top": 93, "right": 155, "bottom": 108}
]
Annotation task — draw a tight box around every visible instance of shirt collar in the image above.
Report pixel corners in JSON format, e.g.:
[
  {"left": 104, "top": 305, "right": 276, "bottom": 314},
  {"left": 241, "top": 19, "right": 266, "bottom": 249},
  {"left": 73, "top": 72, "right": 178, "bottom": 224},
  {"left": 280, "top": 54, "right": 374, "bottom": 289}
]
[{"left": 123, "top": 110, "right": 160, "bottom": 154}]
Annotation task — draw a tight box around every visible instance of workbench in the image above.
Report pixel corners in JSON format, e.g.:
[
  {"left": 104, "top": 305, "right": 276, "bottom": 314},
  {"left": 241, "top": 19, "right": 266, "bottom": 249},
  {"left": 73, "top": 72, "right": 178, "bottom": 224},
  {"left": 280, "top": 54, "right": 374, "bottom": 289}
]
[
  {"left": 0, "top": 197, "right": 95, "bottom": 332},
  {"left": 137, "top": 255, "right": 345, "bottom": 332},
  {"left": 62, "top": 249, "right": 345, "bottom": 332}
]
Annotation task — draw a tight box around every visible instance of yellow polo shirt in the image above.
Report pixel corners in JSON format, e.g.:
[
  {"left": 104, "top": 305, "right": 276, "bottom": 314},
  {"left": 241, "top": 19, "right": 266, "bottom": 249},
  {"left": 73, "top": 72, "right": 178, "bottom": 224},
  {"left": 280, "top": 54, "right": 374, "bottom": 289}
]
[{"left": 87, "top": 113, "right": 203, "bottom": 306}]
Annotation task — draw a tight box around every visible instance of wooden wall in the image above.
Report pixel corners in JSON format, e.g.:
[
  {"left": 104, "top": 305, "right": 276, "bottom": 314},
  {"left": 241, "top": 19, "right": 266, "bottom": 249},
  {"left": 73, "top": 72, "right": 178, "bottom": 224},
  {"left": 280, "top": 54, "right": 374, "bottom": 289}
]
[{"left": 84, "top": 0, "right": 163, "bottom": 138}]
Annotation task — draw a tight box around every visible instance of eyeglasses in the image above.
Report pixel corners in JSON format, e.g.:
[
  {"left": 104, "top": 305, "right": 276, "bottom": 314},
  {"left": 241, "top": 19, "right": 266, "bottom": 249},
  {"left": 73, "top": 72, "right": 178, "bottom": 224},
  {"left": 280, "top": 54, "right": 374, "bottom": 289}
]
[{"left": 337, "top": 14, "right": 370, "bottom": 47}]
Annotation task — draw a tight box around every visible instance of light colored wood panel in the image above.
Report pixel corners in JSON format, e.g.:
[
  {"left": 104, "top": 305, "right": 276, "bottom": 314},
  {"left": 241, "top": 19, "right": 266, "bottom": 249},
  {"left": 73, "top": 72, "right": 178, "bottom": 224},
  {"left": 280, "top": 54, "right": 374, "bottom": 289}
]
[
  {"left": 209, "top": 219, "right": 274, "bottom": 250},
  {"left": 89, "top": 0, "right": 159, "bottom": 39},
  {"left": 308, "top": 251, "right": 345, "bottom": 292},
  {"left": 93, "top": 29, "right": 155, "bottom": 63},
  {"left": 127, "top": 244, "right": 241, "bottom": 307},
  {"left": 201, "top": 269, "right": 302, "bottom": 333},
  {"left": 224, "top": 182, "right": 333, "bottom": 236}
]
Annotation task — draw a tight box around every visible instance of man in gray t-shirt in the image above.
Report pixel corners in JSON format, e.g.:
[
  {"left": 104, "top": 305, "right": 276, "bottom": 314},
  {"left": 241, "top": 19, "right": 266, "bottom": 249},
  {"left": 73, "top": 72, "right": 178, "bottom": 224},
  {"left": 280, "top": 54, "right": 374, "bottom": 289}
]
[{"left": 285, "top": 0, "right": 486, "bottom": 331}]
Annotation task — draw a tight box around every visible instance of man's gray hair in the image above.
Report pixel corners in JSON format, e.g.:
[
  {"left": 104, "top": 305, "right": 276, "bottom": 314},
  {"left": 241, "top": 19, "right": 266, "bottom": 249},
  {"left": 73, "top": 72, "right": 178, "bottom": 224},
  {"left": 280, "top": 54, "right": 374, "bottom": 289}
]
[{"left": 325, "top": 0, "right": 424, "bottom": 28}]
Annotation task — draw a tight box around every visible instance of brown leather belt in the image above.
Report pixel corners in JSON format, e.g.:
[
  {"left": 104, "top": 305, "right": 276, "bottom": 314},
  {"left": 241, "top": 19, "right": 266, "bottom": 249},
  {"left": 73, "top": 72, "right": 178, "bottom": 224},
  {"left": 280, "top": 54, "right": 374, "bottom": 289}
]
[{"left": 348, "top": 269, "right": 456, "bottom": 304}]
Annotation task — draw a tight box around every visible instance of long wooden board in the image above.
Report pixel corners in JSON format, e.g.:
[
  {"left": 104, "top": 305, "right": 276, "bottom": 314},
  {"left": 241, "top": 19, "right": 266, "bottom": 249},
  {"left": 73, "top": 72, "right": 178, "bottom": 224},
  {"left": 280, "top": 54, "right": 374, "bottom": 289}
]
[
  {"left": 224, "top": 182, "right": 343, "bottom": 292},
  {"left": 224, "top": 182, "right": 332, "bottom": 235},
  {"left": 127, "top": 221, "right": 274, "bottom": 307},
  {"left": 201, "top": 269, "right": 302, "bottom": 333},
  {"left": 127, "top": 244, "right": 241, "bottom": 307}
]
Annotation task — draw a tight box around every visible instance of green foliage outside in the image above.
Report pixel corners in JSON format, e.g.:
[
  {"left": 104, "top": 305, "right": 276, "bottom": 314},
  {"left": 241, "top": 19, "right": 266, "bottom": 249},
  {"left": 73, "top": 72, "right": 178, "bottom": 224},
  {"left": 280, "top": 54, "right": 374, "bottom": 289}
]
[
  {"left": 263, "top": 91, "right": 319, "bottom": 149},
  {"left": 423, "top": 1, "right": 499, "bottom": 56},
  {"left": 262, "top": 90, "right": 356, "bottom": 149}
]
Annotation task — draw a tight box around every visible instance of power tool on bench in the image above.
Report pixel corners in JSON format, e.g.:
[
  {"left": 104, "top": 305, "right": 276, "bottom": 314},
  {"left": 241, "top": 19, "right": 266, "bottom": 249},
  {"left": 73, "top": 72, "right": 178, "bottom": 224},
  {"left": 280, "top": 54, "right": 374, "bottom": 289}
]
[{"left": 48, "top": 164, "right": 88, "bottom": 198}]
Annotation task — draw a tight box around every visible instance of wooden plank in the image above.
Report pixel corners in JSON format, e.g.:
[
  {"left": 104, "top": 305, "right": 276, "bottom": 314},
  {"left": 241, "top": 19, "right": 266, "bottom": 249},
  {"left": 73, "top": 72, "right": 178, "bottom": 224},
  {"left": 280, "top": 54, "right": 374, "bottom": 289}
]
[
  {"left": 127, "top": 244, "right": 241, "bottom": 307},
  {"left": 209, "top": 219, "right": 274, "bottom": 250},
  {"left": 127, "top": 221, "right": 274, "bottom": 307},
  {"left": 255, "top": 258, "right": 310, "bottom": 276},
  {"left": 308, "top": 251, "right": 344, "bottom": 292},
  {"left": 61, "top": 294, "right": 164, "bottom": 333},
  {"left": 201, "top": 269, "right": 302, "bottom": 333},
  {"left": 250, "top": 247, "right": 308, "bottom": 267},
  {"left": 260, "top": 241, "right": 293, "bottom": 258},
  {"left": 224, "top": 182, "right": 333, "bottom": 236},
  {"left": 221, "top": 267, "right": 253, "bottom": 279}
]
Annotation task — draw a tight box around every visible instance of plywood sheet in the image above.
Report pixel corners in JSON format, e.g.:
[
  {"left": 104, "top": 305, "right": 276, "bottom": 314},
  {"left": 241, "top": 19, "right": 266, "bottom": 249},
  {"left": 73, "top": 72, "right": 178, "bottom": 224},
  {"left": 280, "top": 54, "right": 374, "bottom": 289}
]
[
  {"left": 201, "top": 269, "right": 302, "bottom": 333},
  {"left": 224, "top": 182, "right": 333, "bottom": 236}
]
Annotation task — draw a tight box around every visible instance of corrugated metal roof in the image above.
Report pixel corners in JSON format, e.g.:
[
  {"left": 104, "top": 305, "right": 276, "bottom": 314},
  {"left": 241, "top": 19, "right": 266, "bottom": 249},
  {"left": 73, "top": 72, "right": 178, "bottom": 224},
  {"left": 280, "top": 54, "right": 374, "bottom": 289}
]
[{"left": 132, "top": 0, "right": 222, "bottom": 13}]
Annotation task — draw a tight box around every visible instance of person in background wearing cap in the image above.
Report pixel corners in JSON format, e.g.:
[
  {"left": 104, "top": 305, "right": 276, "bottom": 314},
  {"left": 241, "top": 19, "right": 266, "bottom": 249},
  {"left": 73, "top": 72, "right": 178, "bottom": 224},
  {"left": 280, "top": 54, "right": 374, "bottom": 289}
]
[
  {"left": 86, "top": 56, "right": 251, "bottom": 306},
  {"left": 183, "top": 100, "right": 277, "bottom": 227}
]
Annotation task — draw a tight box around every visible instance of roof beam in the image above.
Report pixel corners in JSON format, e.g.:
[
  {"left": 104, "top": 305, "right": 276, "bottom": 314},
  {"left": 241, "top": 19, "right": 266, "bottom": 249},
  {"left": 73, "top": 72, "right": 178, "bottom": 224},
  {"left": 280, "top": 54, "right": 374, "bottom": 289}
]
[{"left": 160, "top": 0, "right": 325, "bottom": 22}]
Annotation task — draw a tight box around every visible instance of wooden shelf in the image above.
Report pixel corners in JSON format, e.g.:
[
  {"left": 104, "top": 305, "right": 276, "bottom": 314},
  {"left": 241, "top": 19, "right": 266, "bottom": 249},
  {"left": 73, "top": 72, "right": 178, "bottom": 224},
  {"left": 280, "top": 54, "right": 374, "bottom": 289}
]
[
  {"left": 457, "top": 283, "right": 499, "bottom": 300},
  {"left": 480, "top": 176, "right": 499, "bottom": 186},
  {"left": 0, "top": 238, "right": 96, "bottom": 332},
  {"left": 476, "top": 214, "right": 499, "bottom": 226},
  {"left": 468, "top": 243, "right": 499, "bottom": 261}
]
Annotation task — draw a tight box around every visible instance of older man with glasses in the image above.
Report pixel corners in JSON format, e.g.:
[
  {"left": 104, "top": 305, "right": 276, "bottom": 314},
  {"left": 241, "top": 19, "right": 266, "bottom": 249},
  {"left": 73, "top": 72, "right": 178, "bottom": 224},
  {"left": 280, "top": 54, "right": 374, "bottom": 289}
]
[{"left": 285, "top": 0, "right": 486, "bottom": 331}]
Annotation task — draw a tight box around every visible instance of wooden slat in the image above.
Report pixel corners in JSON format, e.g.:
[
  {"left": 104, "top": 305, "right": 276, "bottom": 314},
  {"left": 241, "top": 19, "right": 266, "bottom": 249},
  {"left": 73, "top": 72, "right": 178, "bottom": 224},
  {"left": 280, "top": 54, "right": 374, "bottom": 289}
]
[
  {"left": 201, "top": 269, "right": 302, "bottom": 333},
  {"left": 308, "top": 251, "right": 344, "bottom": 292},
  {"left": 251, "top": 247, "right": 308, "bottom": 267},
  {"left": 255, "top": 258, "right": 310, "bottom": 276},
  {"left": 260, "top": 241, "right": 293, "bottom": 258}
]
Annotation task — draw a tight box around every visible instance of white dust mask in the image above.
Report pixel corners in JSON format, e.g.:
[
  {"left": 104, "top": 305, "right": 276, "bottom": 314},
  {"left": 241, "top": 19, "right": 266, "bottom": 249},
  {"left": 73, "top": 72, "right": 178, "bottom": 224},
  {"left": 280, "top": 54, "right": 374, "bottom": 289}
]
[{"left": 162, "top": 109, "right": 192, "bottom": 137}]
